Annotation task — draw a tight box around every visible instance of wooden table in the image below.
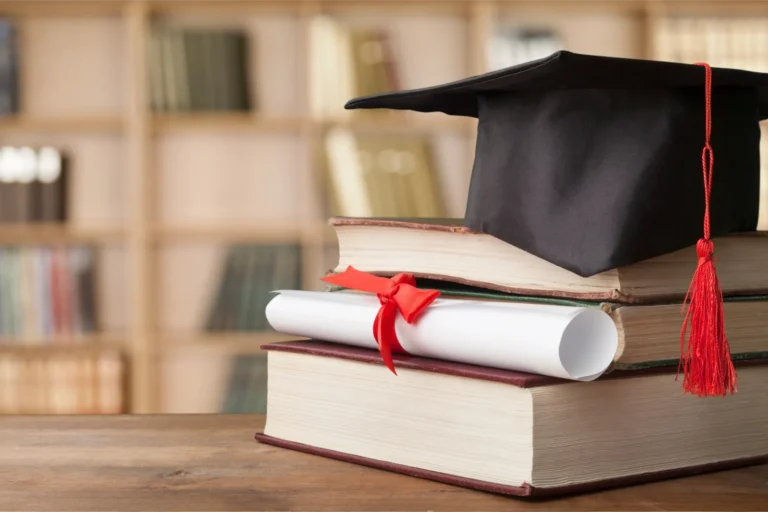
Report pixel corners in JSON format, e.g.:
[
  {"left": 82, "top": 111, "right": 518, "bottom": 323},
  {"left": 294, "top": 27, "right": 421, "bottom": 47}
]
[{"left": 0, "top": 415, "right": 766, "bottom": 511}]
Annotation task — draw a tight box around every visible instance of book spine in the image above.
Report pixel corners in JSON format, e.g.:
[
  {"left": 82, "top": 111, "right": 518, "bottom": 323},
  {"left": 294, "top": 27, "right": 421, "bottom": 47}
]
[
  {"left": 148, "top": 25, "right": 167, "bottom": 113},
  {"left": 232, "top": 32, "right": 251, "bottom": 110},
  {"left": 38, "top": 147, "right": 67, "bottom": 223},
  {"left": 0, "top": 18, "right": 18, "bottom": 115}
]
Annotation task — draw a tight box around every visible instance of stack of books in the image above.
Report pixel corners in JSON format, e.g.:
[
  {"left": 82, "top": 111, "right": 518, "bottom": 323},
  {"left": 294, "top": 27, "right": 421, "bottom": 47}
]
[
  {"left": 255, "top": 51, "right": 768, "bottom": 497},
  {"left": 256, "top": 218, "right": 768, "bottom": 497}
]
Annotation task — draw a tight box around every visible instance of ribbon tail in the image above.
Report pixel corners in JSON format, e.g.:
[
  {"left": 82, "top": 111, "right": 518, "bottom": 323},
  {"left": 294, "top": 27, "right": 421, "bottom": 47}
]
[
  {"left": 374, "top": 301, "right": 398, "bottom": 375},
  {"left": 321, "top": 266, "right": 393, "bottom": 294}
]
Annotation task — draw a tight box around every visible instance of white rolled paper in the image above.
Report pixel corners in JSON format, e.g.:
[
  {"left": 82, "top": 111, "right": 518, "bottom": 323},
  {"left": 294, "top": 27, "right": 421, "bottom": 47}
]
[{"left": 265, "top": 290, "right": 619, "bottom": 381}]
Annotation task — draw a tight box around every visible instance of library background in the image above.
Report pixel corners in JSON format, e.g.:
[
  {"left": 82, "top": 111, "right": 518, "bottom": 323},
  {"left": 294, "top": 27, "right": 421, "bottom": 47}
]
[{"left": 0, "top": 0, "right": 766, "bottom": 415}]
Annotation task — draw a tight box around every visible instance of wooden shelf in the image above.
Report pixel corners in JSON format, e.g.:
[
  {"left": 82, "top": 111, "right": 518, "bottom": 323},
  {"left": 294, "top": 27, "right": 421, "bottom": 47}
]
[
  {"left": 0, "top": 224, "right": 125, "bottom": 244},
  {"left": 0, "top": 1, "right": 125, "bottom": 17},
  {"left": 152, "top": 222, "right": 311, "bottom": 243},
  {"left": 0, "top": 336, "right": 125, "bottom": 355},
  {"left": 318, "top": 114, "right": 475, "bottom": 134},
  {"left": 497, "top": 0, "right": 647, "bottom": 14},
  {"left": 160, "top": 331, "right": 299, "bottom": 353},
  {"left": 147, "top": 0, "right": 304, "bottom": 15},
  {"left": 151, "top": 113, "right": 470, "bottom": 135},
  {"left": 0, "top": 116, "right": 123, "bottom": 134},
  {"left": 152, "top": 113, "right": 304, "bottom": 134}
]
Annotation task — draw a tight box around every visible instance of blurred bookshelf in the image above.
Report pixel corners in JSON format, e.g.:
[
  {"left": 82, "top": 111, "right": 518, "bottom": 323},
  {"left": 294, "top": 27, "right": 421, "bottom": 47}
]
[{"left": 0, "top": 0, "right": 766, "bottom": 414}]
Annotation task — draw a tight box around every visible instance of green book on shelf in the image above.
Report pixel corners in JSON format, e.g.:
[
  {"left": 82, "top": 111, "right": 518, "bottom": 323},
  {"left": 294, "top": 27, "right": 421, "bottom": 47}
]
[
  {"left": 238, "top": 245, "right": 265, "bottom": 331},
  {"left": 221, "top": 354, "right": 253, "bottom": 413},
  {"left": 242, "top": 353, "right": 268, "bottom": 413},
  {"left": 221, "top": 353, "right": 268, "bottom": 414}
]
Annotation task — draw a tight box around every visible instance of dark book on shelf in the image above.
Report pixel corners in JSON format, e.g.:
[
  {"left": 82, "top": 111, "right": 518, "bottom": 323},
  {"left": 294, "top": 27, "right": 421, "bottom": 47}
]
[
  {"left": 204, "top": 244, "right": 302, "bottom": 333},
  {"left": 0, "top": 146, "right": 68, "bottom": 223},
  {"left": 0, "top": 18, "right": 18, "bottom": 115},
  {"left": 221, "top": 353, "right": 268, "bottom": 414}
]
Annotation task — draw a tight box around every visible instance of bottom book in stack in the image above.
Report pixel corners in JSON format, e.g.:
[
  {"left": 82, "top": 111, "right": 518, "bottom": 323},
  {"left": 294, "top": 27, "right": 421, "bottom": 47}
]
[{"left": 256, "top": 340, "right": 768, "bottom": 497}]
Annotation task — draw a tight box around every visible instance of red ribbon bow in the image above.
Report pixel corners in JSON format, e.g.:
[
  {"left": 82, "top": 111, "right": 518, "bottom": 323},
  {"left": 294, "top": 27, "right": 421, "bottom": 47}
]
[{"left": 321, "top": 266, "right": 440, "bottom": 374}]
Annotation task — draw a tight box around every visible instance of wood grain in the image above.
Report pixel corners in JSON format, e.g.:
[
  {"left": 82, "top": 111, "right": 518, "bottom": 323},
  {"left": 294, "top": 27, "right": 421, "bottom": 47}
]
[{"left": 0, "top": 415, "right": 766, "bottom": 511}]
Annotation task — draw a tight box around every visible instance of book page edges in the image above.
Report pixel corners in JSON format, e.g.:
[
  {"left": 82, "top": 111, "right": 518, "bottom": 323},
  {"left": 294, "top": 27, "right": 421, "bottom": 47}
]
[
  {"left": 254, "top": 433, "right": 768, "bottom": 497},
  {"left": 259, "top": 340, "right": 768, "bottom": 388}
]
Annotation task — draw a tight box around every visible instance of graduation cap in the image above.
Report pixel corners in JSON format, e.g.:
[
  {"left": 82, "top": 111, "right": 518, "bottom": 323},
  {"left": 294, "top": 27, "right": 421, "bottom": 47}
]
[{"left": 345, "top": 51, "right": 768, "bottom": 397}]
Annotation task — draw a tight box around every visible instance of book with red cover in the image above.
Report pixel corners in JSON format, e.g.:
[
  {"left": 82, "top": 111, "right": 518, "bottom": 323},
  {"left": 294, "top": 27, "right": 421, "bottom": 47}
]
[{"left": 255, "top": 340, "right": 768, "bottom": 497}]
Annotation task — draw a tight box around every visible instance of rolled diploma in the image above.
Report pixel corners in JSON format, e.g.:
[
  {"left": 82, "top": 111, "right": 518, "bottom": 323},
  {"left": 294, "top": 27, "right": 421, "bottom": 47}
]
[{"left": 265, "top": 290, "right": 618, "bottom": 381}]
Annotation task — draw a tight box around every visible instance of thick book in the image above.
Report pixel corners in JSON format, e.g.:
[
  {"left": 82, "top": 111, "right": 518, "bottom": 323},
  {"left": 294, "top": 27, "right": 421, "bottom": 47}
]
[
  {"left": 256, "top": 340, "right": 768, "bottom": 497},
  {"left": 329, "top": 217, "right": 768, "bottom": 302}
]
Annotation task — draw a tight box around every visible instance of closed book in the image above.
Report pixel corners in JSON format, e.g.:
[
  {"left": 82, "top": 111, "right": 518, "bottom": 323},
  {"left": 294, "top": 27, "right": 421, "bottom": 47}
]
[
  {"left": 74, "top": 246, "right": 97, "bottom": 333},
  {"left": 0, "top": 146, "right": 18, "bottom": 222},
  {"left": 0, "top": 19, "right": 18, "bottom": 115},
  {"left": 230, "top": 33, "right": 251, "bottom": 110},
  {"left": 329, "top": 217, "right": 768, "bottom": 303},
  {"left": 204, "top": 246, "right": 237, "bottom": 331},
  {"left": 205, "top": 31, "right": 227, "bottom": 110},
  {"left": 35, "top": 147, "right": 68, "bottom": 222},
  {"left": 221, "top": 354, "right": 253, "bottom": 413},
  {"left": 147, "top": 26, "right": 167, "bottom": 112},
  {"left": 256, "top": 340, "right": 768, "bottom": 497},
  {"left": 11, "top": 147, "right": 38, "bottom": 223},
  {"left": 169, "top": 28, "right": 190, "bottom": 112}
]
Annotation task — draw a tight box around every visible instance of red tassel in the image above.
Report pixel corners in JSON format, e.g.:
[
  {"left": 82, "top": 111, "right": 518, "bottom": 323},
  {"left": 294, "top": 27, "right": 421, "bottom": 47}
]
[
  {"left": 679, "top": 239, "right": 736, "bottom": 396},
  {"left": 678, "top": 63, "right": 737, "bottom": 397}
]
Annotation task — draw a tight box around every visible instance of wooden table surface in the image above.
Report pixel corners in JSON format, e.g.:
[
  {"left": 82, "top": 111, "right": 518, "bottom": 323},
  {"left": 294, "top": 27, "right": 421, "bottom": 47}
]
[{"left": 0, "top": 415, "right": 766, "bottom": 511}]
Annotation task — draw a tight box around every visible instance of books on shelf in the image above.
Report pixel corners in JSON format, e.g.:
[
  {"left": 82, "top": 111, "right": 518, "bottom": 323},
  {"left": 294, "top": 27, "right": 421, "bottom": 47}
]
[
  {"left": 310, "top": 16, "right": 398, "bottom": 117},
  {"left": 148, "top": 25, "right": 252, "bottom": 113},
  {"left": 0, "top": 146, "right": 68, "bottom": 223},
  {"left": 0, "top": 349, "right": 125, "bottom": 414},
  {"left": 0, "top": 245, "right": 97, "bottom": 344},
  {"left": 323, "top": 130, "right": 445, "bottom": 218},
  {"left": 487, "top": 26, "right": 562, "bottom": 71},
  {"left": 0, "top": 18, "right": 18, "bottom": 116},
  {"left": 221, "top": 352, "right": 268, "bottom": 414},
  {"left": 204, "top": 244, "right": 302, "bottom": 333}
]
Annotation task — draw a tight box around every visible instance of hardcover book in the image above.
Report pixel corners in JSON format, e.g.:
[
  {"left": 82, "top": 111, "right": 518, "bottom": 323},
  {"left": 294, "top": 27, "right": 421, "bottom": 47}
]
[
  {"left": 256, "top": 340, "right": 768, "bottom": 497},
  {"left": 329, "top": 217, "right": 768, "bottom": 302}
]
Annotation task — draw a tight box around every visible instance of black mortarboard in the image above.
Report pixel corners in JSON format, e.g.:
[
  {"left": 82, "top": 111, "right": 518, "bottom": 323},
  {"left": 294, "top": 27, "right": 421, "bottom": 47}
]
[{"left": 344, "top": 50, "right": 768, "bottom": 278}]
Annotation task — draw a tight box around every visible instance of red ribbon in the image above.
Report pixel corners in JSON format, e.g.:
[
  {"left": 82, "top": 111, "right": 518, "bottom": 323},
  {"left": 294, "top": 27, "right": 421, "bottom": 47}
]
[{"left": 321, "top": 266, "right": 440, "bottom": 374}]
